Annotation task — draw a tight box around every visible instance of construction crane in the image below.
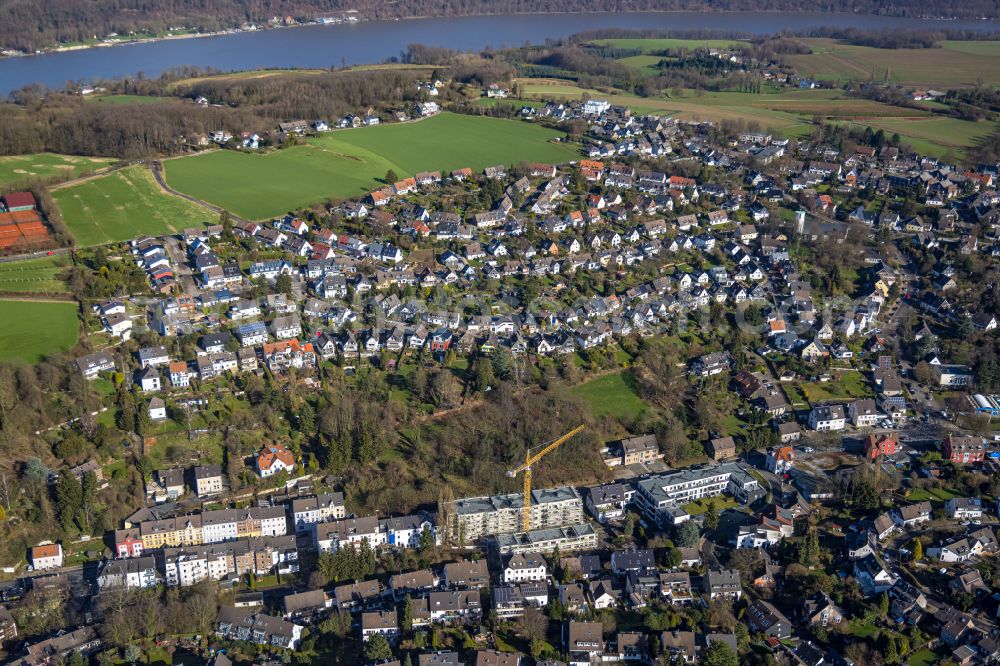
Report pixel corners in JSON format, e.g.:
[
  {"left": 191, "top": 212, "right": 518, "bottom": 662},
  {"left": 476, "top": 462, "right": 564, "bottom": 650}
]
[{"left": 507, "top": 424, "right": 586, "bottom": 533}]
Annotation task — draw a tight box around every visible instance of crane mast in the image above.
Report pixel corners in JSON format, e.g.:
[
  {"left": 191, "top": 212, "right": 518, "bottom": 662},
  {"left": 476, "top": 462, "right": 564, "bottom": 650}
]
[{"left": 507, "top": 424, "right": 586, "bottom": 533}]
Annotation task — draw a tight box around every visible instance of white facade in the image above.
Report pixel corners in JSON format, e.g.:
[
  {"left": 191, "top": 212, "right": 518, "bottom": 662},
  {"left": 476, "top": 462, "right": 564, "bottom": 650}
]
[
  {"left": 30, "top": 544, "right": 63, "bottom": 570},
  {"left": 503, "top": 554, "right": 548, "bottom": 583},
  {"left": 808, "top": 405, "right": 846, "bottom": 431}
]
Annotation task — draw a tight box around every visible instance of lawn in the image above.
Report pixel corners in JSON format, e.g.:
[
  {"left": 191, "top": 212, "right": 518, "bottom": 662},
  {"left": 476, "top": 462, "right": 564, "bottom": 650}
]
[
  {"left": 569, "top": 371, "right": 648, "bottom": 420},
  {"left": 683, "top": 495, "right": 738, "bottom": 515},
  {"left": 0, "top": 256, "right": 70, "bottom": 294},
  {"left": 906, "top": 648, "right": 940, "bottom": 666},
  {"left": 0, "top": 299, "right": 79, "bottom": 363},
  {"left": 52, "top": 165, "right": 211, "bottom": 246},
  {"left": 846, "top": 619, "right": 881, "bottom": 639},
  {"left": 796, "top": 372, "right": 872, "bottom": 403},
  {"left": 788, "top": 38, "right": 1000, "bottom": 87},
  {"left": 906, "top": 486, "right": 959, "bottom": 502},
  {"left": 0, "top": 153, "right": 114, "bottom": 187},
  {"left": 164, "top": 113, "right": 580, "bottom": 219}
]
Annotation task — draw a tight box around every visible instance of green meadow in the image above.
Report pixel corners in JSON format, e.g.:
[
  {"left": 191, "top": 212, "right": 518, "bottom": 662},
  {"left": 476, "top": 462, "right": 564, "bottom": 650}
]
[
  {"left": 0, "top": 299, "right": 79, "bottom": 363},
  {"left": 0, "top": 256, "right": 70, "bottom": 294},
  {"left": 0, "top": 153, "right": 114, "bottom": 187},
  {"left": 569, "top": 371, "right": 649, "bottom": 421},
  {"left": 516, "top": 77, "right": 991, "bottom": 156},
  {"left": 163, "top": 113, "right": 580, "bottom": 219},
  {"left": 589, "top": 37, "right": 744, "bottom": 52},
  {"left": 52, "top": 166, "right": 209, "bottom": 246},
  {"left": 788, "top": 39, "right": 1000, "bottom": 87}
]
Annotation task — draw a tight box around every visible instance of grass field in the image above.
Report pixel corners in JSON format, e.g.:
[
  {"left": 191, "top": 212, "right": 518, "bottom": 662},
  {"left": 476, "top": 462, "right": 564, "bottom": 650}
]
[
  {"left": 517, "top": 77, "right": 988, "bottom": 156},
  {"left": 589, "top": 37, "right": 743, "bottom": 52},
  {"left": 0, "top": 299, "right": 79, "bottom": 363},
  {"left": 569, "top": 371, "right": 648, "bottom": 420},
  {"left": 616, "top": 54, "right": 664, "bottom": 76},
  {"left": 87, "top": 94, "right": 173, "bottom": 105},
  {"left": 0, "top": 256, "right": 70, "bottom": 294},
  {"left": 164, "top": 113, "right": 580, "bottom": 219},
  {"left": 166, "top": 68, "right": 329, "bottom": 91},
  {"left": 0, "top": 153, "right": 114, "bottom": 187},
  {"left": 836, "top": 117, "right": 1000, "bottom": 158},
  {"left": 906, "top": 649, "right": 941, "bottom": 666},
  {"left": 788, "top": 39, "right": 1000, "bottom": 87},
  {"left": 519, "top": 79, "right": 927, "bottom": 126},
  {"left": 906, "top": 486, "right": 959, "bottom": 502},
  {"left": 796, "top": 372, "right": 872, "bottom": 403},
  {"left": 52, "top": 166, "right": 210, "bottom": 246}
]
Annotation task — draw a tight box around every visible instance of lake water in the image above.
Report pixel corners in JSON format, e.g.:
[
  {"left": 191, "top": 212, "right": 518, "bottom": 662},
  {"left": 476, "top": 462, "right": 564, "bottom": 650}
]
[{"left": 1, "top": 11, "right": 997, "bottom": 94}]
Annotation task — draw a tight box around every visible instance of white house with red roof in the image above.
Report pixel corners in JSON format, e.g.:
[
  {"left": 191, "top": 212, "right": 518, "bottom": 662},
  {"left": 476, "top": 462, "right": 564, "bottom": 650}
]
[{"left": 256, "top": 442, "right": 296, "bottom": 478}]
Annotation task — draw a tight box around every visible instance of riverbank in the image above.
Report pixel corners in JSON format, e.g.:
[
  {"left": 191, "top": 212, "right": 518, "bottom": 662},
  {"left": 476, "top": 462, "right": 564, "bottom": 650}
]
[
  {"left": 4, "top": 23, "right": 325, "bottom": 58},
  {"left": 2, "top": 11, "right": 999, "bottom": 94},
  {"left": 3, "top": 8, "right": 996, "bottom": 60}
]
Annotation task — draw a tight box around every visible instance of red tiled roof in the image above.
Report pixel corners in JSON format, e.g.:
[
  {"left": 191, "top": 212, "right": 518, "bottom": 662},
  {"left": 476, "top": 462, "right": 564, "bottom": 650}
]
[{"left": 3, "top": 191, "right": 36, "bottom": 209}]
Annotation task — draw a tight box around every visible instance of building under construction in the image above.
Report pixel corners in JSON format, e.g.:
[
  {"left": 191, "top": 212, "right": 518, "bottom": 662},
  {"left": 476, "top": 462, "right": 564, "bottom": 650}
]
[{"left": 445, "top": 486, "right": 583, "bottom": 544}]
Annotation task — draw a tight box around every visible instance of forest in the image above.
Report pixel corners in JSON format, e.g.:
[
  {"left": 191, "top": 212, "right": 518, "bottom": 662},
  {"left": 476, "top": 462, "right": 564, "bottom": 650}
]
[
  {"left": 0, "top": 68, "right": 427, "bottom": 159},
  {"left": 0, "top": 0, "right": 997, "bottom": 53}
]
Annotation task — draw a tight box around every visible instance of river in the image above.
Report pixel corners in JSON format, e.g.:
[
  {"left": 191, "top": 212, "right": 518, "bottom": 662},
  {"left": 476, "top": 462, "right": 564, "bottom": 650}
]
[{"left": 0, "top": 11, "right": 997, "bottom": 95}]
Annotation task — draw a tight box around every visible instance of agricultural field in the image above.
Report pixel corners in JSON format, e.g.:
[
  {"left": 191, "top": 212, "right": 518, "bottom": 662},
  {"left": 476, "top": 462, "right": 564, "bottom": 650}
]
[
  {"left": 569, "top": 371, "right": 648, "bottom": 421},
  {"left": 164, "top": 113, "right": 580, "bottom": 219},
  {"left": 589, "top": 37, "right": 743, "bottom": 52},
  {"left": 52, "top": 165, "right": 210, "bottom": 246},
  {"left": 165, "top": 68, "right": 329, "bottom": 91},
  {"left": 836, "top": 117, "right": 1000, "bottom": 158},
  {"left": 615, "top": 55, "right": 665, "bottom": 76},
  {"left": 0, "top": 153, "right": 114, "bottom": 187},
  {"left": 87, "top": 94, "right": 174, "bottom": 105},
  {"left": 0, "top": 256, "right": 70, "bottom": 294},
  {"left": 516, "top": 78, "right": 989, "bottom": 156},
  {"left": 0, "top": 299, "right": 79, "bottom": 363},
  {"left": 788, "top": 39, "right": 1000, "bottom": 87}
]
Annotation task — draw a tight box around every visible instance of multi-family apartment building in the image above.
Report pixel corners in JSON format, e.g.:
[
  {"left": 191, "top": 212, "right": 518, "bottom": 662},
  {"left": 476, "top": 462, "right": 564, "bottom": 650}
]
[
  {"left": 96, "top": 556, "right": 161, "bottom": 590},
  {"left": 445, "top": 486, "right": 584, "bottom": 543},
  {"left": 136, "top": 506, "right": 288, "bottom": 550},
  {"left": 192, "top": 464, "right": 224, "bottom": 496},
  {"left": 160, "top": 535, "right": 298, "bottom": 587},
  {"left": 291, "top": 493, "right": 346, "bottom": 531},
  {"left": 313, "top": 516, "right": 386, "bottom": 552},
  {"left": 634, "top": 463, "right": 761, "bottom": 527},
  {"left": 489, "top": 523, "right": 598, "bottom": 555}
]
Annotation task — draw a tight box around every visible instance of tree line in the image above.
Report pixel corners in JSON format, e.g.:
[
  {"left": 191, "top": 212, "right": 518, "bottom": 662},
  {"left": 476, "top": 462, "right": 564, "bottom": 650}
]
[{"left": 0, "top": 68, "right": 425, "bottom": 158}]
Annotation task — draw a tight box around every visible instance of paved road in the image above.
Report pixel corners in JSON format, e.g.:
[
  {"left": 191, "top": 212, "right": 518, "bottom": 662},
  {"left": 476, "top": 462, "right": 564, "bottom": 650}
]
[{"left": 0, "top": 247, "right": 73, "bottom": 264}]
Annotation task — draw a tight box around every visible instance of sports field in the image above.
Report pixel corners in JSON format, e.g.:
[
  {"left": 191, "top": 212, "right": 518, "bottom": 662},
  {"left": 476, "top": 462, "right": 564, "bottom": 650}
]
[
  {"left": 164, "top": 113, "right": 580, "bottom": 219},
  {"left": 0, "top": 256, "right": 70, "bottom": 294},
  {"left": 0, "top": 153, "right": 114, "bottom": 187},
  {"left": 52, "top": 166, "right": 210, "bottom": 246},
  {"left": 788, "top": 39, "right": 1000, "bottom": 87},
  {"left": 0, "top": 299, "right": 79, "bottom": 363}
]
